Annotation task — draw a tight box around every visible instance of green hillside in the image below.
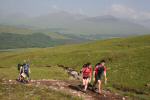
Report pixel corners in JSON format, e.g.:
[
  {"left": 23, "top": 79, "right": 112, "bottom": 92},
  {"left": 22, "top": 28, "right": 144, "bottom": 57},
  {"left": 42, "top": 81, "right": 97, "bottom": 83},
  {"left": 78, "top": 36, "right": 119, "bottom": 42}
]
[
  {"left": 0, "top": 25, "right": 33, "bottom": 34},
  {"left": 0, "top": 25, "right": 90, "bottom": 49},
  {"left": 0, "top": 32, "right": 89, "bottom": 49},
  {"left": 0, "top": 32, "right": 69, "bottom": 49},
  {"left": 0, "top": 35, "right": 150, "bottom": 99}
]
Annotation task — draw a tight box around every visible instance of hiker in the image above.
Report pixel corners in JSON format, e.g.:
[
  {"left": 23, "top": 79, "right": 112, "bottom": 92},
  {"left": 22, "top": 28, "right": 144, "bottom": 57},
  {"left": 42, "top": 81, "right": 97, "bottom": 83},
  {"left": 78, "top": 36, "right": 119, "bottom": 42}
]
[
  {"left": 17, "top": 64, "right": 23, "bottom": 81},
  {"left": 23, "top": 60, "right": 31, "bottom": 82},
  {"left": 81, "top": 63, "right": 91, "bottom": 92},
  {"left": 93, "top": 60, "right": 107, "bottom": 94},
  {"left": 86, "top": 63, "right": 93, "bottom": 83}
]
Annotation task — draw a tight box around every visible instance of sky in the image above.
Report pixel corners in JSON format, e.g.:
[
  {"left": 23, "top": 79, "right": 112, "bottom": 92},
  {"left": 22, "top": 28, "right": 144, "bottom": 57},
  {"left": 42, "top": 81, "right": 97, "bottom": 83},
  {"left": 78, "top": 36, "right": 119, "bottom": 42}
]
[{"left": 0, "top": 0, "right": 150, "bottom": 21}]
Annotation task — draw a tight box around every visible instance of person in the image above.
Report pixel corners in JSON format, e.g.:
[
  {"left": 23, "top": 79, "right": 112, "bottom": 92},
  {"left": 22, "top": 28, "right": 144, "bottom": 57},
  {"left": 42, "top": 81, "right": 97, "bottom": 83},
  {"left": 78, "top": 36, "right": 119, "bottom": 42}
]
[
  {"left": 93, "top": 60, "right": 107, "bottom": 94},
  {"left": 86, "top": 63, "right": 93, "bottom": 83},
  {"left": 23, "top": 60, "right": 31, "bottom": 82},
  {"left": 17, "top": 64, "right": 23, "bottom": 81},
  {"left": 81, "top": 63, "right": 91, "bottom": 92}
]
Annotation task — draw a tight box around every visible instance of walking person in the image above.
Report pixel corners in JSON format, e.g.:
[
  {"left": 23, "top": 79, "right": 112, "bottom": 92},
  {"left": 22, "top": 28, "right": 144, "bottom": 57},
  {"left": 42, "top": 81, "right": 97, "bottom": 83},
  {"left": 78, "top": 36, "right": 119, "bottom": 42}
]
[
  {"left": 93, "top": 60, "right": 107, "bottom": 94},
  {"left": 81, "top": 63, "right": 91, "bottom": 92},
  {"left": 86, "top": 63, "right": 93, "bottom": 83},
  {"left": 23, "top": 60, "right": 31, "bottom": 82},
  {"left": 17, "top": 64, "right": 23, "bottom": 81}
]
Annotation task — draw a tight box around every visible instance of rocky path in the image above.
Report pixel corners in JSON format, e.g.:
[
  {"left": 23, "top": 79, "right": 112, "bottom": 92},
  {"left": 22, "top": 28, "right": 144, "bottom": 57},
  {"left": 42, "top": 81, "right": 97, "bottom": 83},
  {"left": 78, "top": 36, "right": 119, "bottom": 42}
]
[{"left": 2, "top": 79, "right": 126, "bottom": 100}]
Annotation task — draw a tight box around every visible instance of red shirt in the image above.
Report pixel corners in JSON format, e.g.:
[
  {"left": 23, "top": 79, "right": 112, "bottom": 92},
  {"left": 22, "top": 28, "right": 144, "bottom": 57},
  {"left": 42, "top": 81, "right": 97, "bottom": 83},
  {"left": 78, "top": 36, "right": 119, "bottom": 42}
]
[
  {"left": 89, "top": 66, "right": 93, "bottom": 77},
  {"left": 82, "top": 67, "right": 91, "bottom": 77}
]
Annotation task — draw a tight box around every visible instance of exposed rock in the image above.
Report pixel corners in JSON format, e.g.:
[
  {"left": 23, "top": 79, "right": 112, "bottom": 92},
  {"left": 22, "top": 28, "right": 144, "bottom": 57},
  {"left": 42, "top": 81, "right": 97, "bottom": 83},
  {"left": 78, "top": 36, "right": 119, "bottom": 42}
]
[
  {"left": 57, "top": 65, "right": 81, "bottom": 80},
  {"left": 145, "top": 83, "right": 150, "bottom": 87}
]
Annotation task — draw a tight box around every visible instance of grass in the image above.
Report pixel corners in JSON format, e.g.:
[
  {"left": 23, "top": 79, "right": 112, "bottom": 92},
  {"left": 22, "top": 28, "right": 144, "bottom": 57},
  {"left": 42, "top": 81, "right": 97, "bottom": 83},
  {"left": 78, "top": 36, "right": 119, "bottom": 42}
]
[
  {"left": 0, "top": 34, "right": 150, "bottom": 99},
  {"left": 0, "top": 83, "right": 81, "bottom": 100},
  {"left": 0, "top": 65, "right": 69, "bottom": 80},
  {"left": 0, "top": 32, "right": 69, "bottom": 49}
]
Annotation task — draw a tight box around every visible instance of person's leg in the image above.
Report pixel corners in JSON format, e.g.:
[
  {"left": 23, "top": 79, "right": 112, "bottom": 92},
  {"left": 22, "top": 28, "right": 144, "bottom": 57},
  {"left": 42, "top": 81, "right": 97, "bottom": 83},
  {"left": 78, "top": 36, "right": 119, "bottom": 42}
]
[
  {"left": 82, "top": 78, "right": 86, "bottom": 88},
  {"left": 20, "top": 76, "right": 23, "bottom": 82},
  {"left": 18, "top": 73, "right": 21, "bottom": 80},
  {"left": 98, "top": 80, "right": 102, "bottom": 94},
  {"left": 93, "top": 76, "right": 97, "bottom": 90},
  {"left": 84, "top": 78, "right": 89, "bottom": 91},
  {"left": 18, "top": 74, "right": 20, "bottom": 81},
  {"left": 83, "top": 79, "right": 85, "bottom": 85},
  {"left": 25, "top": 72, "right": 30, "bottom": 81}
]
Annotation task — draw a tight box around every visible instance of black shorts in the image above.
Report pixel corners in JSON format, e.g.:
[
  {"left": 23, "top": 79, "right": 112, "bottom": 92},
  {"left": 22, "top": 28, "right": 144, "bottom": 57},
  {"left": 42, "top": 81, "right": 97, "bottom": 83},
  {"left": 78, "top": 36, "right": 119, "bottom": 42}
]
[
  {"left": 83, "top": 77, "right": 89, "bottom": 80},
  {"left": 24, "top": 71, "right": 29, "bottom": 78},
  {"left": 96, "top": 74, "right": 103, "bottom": 81}
]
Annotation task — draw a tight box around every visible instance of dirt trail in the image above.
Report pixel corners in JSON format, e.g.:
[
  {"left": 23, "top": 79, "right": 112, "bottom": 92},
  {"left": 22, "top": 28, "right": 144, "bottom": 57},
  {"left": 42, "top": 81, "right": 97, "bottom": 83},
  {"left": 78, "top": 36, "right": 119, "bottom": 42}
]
[
  {"left": 1, "top": 65, "right": 127, "bottom": 100},
  {"left": 2, "top": 79, "right": 126, "bottom": 100}
]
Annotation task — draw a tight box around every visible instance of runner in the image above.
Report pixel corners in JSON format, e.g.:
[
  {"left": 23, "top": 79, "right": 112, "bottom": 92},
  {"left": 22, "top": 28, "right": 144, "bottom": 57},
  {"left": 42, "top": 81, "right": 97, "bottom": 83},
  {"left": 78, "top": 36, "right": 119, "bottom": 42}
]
[
  {"left": 81, "top": 63, "right": 91, "bottom": 92},
  {"left": 93, "top": 60, "right": 107, "bottom": 94}
]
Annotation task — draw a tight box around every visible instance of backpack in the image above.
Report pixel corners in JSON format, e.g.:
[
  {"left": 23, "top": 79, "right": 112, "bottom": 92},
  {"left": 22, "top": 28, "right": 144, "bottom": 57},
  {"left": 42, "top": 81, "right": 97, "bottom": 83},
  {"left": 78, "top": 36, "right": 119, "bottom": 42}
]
[
  {"left": 17, "top": 64, "right": 22, "bottom": 71},
  {"left": 97, "top": 65, "right": 105, "bottom": 75},
  {"left": 23, "top": 63, "right": 29, "bottom": 72}
]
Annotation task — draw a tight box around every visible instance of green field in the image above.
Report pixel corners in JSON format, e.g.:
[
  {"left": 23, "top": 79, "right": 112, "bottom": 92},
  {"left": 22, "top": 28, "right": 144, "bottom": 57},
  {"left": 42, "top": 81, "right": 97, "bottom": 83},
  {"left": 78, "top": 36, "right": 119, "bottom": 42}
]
[
  {"left": 0, "top": 35, "right": 150, "bottom": 100},
  {"left": 0, "top": 83, "right": 81, "bottom": 100}
]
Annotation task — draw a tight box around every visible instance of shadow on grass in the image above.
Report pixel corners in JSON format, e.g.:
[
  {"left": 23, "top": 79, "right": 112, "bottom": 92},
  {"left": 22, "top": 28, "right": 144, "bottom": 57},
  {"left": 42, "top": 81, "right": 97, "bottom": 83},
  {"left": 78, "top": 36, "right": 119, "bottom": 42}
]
[{"left": 112, "top": 84, "right": 148, "bottom": 95}]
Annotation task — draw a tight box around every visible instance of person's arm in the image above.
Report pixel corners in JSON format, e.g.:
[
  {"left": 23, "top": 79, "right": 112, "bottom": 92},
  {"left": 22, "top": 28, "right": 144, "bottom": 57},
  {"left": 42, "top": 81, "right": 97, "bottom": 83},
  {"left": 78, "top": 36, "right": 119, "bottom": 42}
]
[
  {"left": 19, "top": 67, "right": 22, "bottom": 73},
  {"left": 104, "top": 67, "right": 107, "bottom": 84},
  {"left": 80, "top": 68, "right": 83, "bottom": 77},
  {"left": 93, "top": 67, "right": 96, "bottom": 81},
  {"left": 28, "top": 64, "right": 31, "bottom": 73},
  {"left": 22, "top": 66, "right": 25, "bottom": 73},
  {"left": 29, "top": 68, "right": 31, "bottom": 73}
]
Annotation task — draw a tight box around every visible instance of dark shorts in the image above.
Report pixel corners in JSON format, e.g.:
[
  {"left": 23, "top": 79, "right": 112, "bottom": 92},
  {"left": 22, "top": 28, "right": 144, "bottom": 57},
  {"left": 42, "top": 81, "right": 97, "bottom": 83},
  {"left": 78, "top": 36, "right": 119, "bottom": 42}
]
[
  {"left": 24, "top": 71, "right": 29, "bottom": 78},
  {"left": 95, "top": 74, "right": 103, "bottom": 81},
  {"left": 83, "top": 76, "right": 89, "bottom": 80}
]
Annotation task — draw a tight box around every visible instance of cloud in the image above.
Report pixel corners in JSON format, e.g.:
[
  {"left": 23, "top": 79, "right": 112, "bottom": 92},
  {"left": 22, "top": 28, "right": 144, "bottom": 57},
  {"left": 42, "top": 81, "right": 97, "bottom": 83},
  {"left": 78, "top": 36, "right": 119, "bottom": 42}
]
[
  {"left": 52, "top": 5, "right": 59, "bottom": 9},
  {"left": 78, "top": 8, "right": 84, "bottom": 15},
  {"left": 109, "top": 4, "right": 150, "bottom": 21},
  {"left": 51, "top": 5, "right": 59, "bottom": 10}
]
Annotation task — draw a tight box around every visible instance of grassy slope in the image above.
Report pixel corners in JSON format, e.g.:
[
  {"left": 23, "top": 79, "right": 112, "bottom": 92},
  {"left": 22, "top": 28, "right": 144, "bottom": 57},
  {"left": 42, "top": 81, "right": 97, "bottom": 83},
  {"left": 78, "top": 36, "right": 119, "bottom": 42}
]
[
  {"left": 0, "top": 35, "right": 150, "bottom": 99},
  {"left": 0, "top": 32, "right": 88, "bottom": 49},
  {"left": 0, "top": 33, "right": 67, "bottom": 49},
  {"left": 0, "top": 83, "right": 81, "bottom": 100}
]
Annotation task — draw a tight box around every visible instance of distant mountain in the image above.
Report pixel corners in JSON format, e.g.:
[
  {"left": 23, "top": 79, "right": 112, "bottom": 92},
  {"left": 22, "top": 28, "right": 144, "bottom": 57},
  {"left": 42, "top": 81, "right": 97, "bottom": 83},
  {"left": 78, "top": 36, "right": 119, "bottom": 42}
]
[
  {"left": 0, "top": 11, "right": 150, "bottom": 36},
  {"left": 26, "top": 11, "right": 86, "bottom": 29},
  {"left": 71, "top": 15, "right": 150, "bottom": 35},
  {"left": 83, "top": 15, "right": 119, "bottom": 22},
  {"left": 0, "top": 13, "right": 30, "bottom": 25}
]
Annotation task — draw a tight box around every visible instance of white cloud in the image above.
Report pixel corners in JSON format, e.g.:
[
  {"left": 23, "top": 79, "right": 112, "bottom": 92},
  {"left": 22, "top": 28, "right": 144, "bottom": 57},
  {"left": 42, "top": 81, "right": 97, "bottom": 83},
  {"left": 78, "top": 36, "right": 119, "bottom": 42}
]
[
  {"left": 51, "top": 5, "right": 59, "bottom": 10},
  {"left": 109, "top": 4, "right": 150, "bottom": 21}
]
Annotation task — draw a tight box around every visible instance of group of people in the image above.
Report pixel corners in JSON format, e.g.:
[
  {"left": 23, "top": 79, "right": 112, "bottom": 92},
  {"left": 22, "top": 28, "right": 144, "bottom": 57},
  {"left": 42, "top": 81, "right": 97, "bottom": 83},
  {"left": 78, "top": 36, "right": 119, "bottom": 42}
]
[
  {"left": 16, "top": 59, "right": 107, "bottom": 94},
  {"left": 81, "top": 60, "right": 107, "bottom": 94},
  {"left": 17, "top": 60, "right": 31, "bottom": 83}
]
